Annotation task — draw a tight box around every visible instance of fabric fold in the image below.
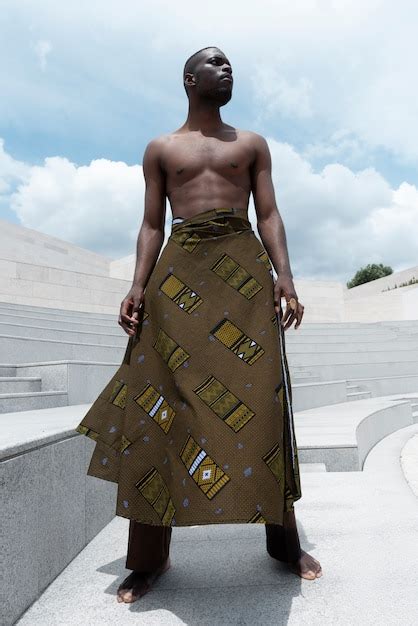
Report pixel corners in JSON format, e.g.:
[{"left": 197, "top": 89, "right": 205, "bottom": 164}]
[{"left": 75, "top": 206, "right": 301, "bottom": 527}]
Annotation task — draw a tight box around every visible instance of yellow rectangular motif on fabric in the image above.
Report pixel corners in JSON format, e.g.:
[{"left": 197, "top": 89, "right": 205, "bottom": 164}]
[
  {"left": 134, "top": 383, "right": 175, "bottom": 433},
  {"left": 180, "top": 434, "right": 230, "bottom": 499},
  {"left": 263, "top": 442, "right": 284, "bottom": 485},
  {"left": 211, "top": 253, "right": 263, "bottom": 300},
  {"left": 211, "top": 319, "right": 264, "bottom": 365},
  {"left": 109, "top": 380, "right": 127, "bottom": 409},
  {"left": 135, "top": 467, "right": 176, "bottom": 524},
  {"left": 160, "top": 273, "right": 203, "bottom": 314},
  {"left": 194, "top": 375, "right": 255, "bottom": 432},
  {"left": 153, "top": 328, "right": 190, "bottom": 372}
]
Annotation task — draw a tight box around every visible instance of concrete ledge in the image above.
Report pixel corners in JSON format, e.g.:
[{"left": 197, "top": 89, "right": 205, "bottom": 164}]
[
  {"left": 0, "top": 334, "right": 125, "bottom": 363},
  {"left": 347, "top": 374, "right": 418, "bottom": 396},
  {"left": 400, "top": 434, "right": 418, "bottom": 497},
  {"left": 0, "top": 405, "right": 117, "bottom": 625},
  {"left": 292, "top": 380, "right": 348, "bottom": 411},
  {"left": 296, "top": 393, "right": 418, "bottom": 471}
]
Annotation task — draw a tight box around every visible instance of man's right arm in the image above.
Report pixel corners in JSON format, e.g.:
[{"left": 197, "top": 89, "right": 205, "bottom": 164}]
[
  {"left": 118, "top": 138, "right": 166, "bottom": 335},
  {"left": 131, "top": 138, "right": 167, "bottom": 288}
]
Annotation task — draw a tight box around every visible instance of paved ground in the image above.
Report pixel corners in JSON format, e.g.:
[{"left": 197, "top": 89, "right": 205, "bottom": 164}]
[{"left": 16, "top": 425, "right": 418, "bottom": 626}]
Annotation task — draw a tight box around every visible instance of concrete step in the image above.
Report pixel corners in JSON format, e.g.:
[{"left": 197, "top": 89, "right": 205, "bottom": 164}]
[
  {"left": 288, "top": 350, "right": 418, "bottom": 367},
  {"left": 14, "top": 458, "right": 418, "bottom": 626},
  {"left": 0, "top": 312, "right": 119, "bottom": 331},
  {"left": 346, "top": 383, "right": 361, "bottom": 390},
  {"left": 0, "top": 365, "right": 17, "bottom": 376},
  {"left": 0, "top": 301, "right": 118, "bottom": 323},
  {"left": 0, "top": 391, "right": 68, "bottom": 413},
  {"left": 286, "top": 332, "right": 399, "bottom": 342},
  {"left": 295, "top": 393, "right": 416, "bottom": 471},
  {"left": 0, "top": 335, "right": 126, "bottom": 364},
  {"left": 299, "top": 462, "right": 327, "bottom": 472},
  {"left": 289, "top": 360, "right": 418, "bottom": 381},
  {"left": 293, "top": 375, "right": 321, "bottom": 384},
  {"left": 287, "top": 340, "right": 418, "bottom": 352},
  {"left": 0, "top": 377, "right": 42, "bottom": 393},
  {"left": 285, "top": 328, "right": 399, "bottom": 337},
  {"left": 0, "top": 322, "right": 127, "bottom": 346},
  {"left": 346, "top": 390, "right": 372, "bottom": 401}
]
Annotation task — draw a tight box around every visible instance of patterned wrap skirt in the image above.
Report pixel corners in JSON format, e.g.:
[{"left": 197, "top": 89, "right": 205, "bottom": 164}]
[{"left": 75, "top": 207, "right": 302, "bottom": 527}]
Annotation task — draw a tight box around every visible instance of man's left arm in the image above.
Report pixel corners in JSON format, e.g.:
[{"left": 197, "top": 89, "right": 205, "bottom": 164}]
[{"left": 249, "top": 133, "right": 304, "bottom": 330}]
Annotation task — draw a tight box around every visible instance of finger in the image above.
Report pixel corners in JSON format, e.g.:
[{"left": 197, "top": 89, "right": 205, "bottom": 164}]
[
  {"left": 280, "top": 302, "right": 292, "bottom": 326},
  {"left": 118, "top": 319, "right": 136, "bottom": 336},
  {"left": 119, "top": 314, "right": 137, "bottom": 336},
  {"left": 283, "top": 310, "right": 297, "bottom": 330},
  {"left": 120, "top": 298, "right": 133, "bottom": 316},
  {"left": 120, "top": 312, "right": 136, "bottom": 324},
  {"left": 294, "top": 305, "right": 304, "bottom": 329}
]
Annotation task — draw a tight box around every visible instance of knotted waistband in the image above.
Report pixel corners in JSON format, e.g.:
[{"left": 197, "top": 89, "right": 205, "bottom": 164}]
[{"left": 169, "top": 207, "right": 252, "bottom": 240}]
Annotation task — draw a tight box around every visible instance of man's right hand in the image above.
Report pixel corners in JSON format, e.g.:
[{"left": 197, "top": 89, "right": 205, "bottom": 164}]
[{"left": 118, "top": 285, "right": 145, "bottom": 336}]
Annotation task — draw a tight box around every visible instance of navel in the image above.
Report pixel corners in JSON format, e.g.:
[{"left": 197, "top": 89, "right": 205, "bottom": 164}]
[
  {"left": 230, "top": 162, "right": 238, "bottom": 168},
  {"left": 176, "top": 167, "right": 185, "bottom": 175}
]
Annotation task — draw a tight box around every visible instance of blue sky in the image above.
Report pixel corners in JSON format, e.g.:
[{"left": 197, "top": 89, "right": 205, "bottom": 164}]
[{"left": 1, "top": 0, "right": 417, "bottom": 281}]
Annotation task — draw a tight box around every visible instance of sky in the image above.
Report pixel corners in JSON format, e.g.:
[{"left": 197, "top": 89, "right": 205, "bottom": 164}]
[{"left": 0, "top": 0, "right": 417, "bottom": 282}]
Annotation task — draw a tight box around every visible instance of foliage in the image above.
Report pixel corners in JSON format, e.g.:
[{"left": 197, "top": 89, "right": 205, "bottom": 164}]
[{"left": 346, "top": 263, "right": 393, "bottom": 289}]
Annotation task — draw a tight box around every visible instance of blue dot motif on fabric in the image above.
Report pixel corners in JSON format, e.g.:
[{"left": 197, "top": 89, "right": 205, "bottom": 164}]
[{"left": 244, "top": 467, "right": 253, "bottom": 477}]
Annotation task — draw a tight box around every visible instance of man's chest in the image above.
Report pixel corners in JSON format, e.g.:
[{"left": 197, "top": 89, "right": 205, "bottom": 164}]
[{"left": 162, "top": 136, "right": 254, "bottom": 182}]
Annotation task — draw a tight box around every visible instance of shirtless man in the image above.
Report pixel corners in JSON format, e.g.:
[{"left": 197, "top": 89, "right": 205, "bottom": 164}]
[{"left": 116, "top": 46, "right": 322, "bottom": 603}]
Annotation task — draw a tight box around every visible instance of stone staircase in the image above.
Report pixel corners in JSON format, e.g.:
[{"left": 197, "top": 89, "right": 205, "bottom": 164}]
[{"left": 1, "top": 300, "right": 418, "bottom": 413}]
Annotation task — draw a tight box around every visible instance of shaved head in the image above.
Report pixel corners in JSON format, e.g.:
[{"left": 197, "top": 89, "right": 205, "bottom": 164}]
[
  {"left": 183, "top": 46, "right": 220, "bottom": 79},
  {"left": 183, "top": 46, "right": 223, "bottom": 94}
]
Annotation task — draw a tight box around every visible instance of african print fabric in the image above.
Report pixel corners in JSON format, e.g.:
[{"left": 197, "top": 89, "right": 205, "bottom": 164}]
[{"left": 75, "top": 207, "right": 301, "bottom": 527}]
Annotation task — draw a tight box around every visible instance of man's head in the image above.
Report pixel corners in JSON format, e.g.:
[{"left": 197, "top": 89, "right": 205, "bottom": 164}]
[{"left": 183, "top": 46, "right": 233, "bottom": 106}]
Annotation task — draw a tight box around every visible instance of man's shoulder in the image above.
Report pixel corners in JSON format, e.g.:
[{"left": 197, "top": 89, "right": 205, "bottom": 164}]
[
  {"left": 236, "top": 129, "right": 269, "bottom": 148},
  {"left": 144, "top": 133, "right": 171, "bottom": 151}
]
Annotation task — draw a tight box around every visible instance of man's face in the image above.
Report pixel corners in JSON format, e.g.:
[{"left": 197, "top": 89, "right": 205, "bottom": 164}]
[{"left": 190, "top": 48, "right": 233, "bottom": 105}]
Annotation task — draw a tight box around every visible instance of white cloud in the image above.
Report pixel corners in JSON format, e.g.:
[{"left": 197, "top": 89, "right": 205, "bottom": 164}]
[
  {"left": 302, "top": 129, "right": 370, "bottom": 166},
  {"left": 10, "top": 156, "right": 146, "bottom": 259},
  {"left": 33, "top": 39, "right": 52, "bottom": 71},
  {"left": 0, "top": 139, "right": 29, "bottom": 195},
  {"left": 252, "top": 69, "right": 313, "bottom": 120},
  {"left": 2, "top": 138, "right": 417, "bottom": 279},
  {"left": 259, "top": 138, "right": 418, "bottom": 280}
]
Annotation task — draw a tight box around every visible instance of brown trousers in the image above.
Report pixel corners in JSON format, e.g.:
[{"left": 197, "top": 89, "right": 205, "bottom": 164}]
[{"left": 126, "top": 514, "right": 301, "bottom": 572}]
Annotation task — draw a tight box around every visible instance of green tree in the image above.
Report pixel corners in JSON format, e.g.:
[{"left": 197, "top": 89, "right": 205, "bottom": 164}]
[{"left": 347, "top": 263, "right": 393, "bottom": 288}]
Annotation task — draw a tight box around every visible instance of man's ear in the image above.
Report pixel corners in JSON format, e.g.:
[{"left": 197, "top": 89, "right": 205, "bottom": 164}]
[{"left": 184, "top": 73, "right": 196, "bottom": 87}]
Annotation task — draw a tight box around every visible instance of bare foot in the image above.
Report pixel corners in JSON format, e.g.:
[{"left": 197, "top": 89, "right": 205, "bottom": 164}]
[
  {"left": 288, "top": 550, "right": 322, "bottom": 580},
  {"left": 116, "top": 557, "right": 171, "bottom": 603}
]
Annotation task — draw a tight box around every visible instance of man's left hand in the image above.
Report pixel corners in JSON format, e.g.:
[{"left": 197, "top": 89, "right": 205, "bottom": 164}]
[{"left": 273, "top": 274, "right": 305, "bottom": 330}]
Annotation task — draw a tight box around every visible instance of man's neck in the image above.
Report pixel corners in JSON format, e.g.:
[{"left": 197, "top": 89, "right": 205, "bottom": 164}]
[{"left": 183, "top": 102, "right": 224, "bottom": 133}]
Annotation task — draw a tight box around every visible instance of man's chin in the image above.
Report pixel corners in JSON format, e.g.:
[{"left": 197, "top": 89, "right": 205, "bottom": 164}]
[{"left": 212, "top": 90, "right": 232, "bottom": 106}]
